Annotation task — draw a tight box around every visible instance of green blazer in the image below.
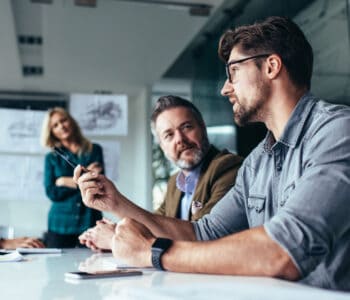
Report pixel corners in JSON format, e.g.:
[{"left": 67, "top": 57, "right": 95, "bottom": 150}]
[{"left": 156, "top": 145, "right": 243, "bottom": 221}]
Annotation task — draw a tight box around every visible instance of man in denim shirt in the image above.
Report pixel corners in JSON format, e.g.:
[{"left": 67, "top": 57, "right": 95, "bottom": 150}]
[{"left": 75, "top": 16, "right": 350, "bottom": 290}]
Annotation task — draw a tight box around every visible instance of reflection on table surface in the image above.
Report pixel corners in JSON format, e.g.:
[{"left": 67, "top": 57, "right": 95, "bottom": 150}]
[{"left": 0, "top": 248, "right": 349, "bottom": 300}]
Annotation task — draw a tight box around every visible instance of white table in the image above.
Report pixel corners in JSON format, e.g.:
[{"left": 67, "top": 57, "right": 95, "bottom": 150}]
[{"left": 0, "top": 248, "right": 349, "bottom": 300}]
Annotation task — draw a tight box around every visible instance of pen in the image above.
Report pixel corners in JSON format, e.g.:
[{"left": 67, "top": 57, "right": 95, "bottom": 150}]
[
  {"left": 53, "top": 147, "right": 90, "bottom": 175},
  {"left": 53, "top": 147, "right": 78, "bottom": 169}
]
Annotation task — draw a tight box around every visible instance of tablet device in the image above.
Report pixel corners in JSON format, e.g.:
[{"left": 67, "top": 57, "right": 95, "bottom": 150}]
[{"left": 64, "top": 269, "right": 142, "bottom": 279}]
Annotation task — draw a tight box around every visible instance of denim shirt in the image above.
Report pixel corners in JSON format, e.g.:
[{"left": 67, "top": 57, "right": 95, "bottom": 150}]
[{"left": 193, "top": 93, "right": 350, "bottom": 291}]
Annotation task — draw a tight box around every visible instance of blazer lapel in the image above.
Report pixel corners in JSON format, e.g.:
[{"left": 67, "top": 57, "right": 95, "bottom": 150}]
[{"left": 167, "top": 187, "right": 183, "bottom": 218}]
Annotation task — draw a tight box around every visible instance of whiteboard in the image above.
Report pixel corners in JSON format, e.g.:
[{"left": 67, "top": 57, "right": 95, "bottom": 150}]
[{"left": 70, "top": 94, "right": 128, "bottom": 136}]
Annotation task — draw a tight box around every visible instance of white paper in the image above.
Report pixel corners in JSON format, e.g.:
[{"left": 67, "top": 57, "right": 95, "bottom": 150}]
[
  {"left": 70, "top": 94, "right": 128, "bottom": 136},
  {"left": 0, "top": 108, "right": 46, "bottom": 154},
  {"left": 0, "top": 250, "right": 23, "bottom": 262}
]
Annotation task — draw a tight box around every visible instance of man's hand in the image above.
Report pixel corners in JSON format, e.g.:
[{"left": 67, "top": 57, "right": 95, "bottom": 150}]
[
  {"left": 112, "top": 218, "right": 156, "bottom": 268},
  {"left": 79, "top": 218, "right": 116, "bottom": 251},
  {"left": 1, "top": 237, "right": 45, "bottom": 249},
  {"left": 73, "top": 165, "right": 119, "bottom": 213},
  {"left": 87, "top": 162, "right": 103, "bottom": 174}
]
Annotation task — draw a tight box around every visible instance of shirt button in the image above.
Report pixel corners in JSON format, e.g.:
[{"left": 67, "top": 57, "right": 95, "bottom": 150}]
[{"left": 77, "top": 203, "right": 81, "bottom": 207}]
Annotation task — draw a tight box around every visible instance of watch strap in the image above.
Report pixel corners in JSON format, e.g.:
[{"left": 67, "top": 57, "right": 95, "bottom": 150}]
[{"left": 151, "top": 238, "right": 172, "bottom": 270}]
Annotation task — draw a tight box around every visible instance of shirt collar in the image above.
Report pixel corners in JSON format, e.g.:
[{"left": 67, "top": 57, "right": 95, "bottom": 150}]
[
  {"left": 263, "top": 92, "right": 317, "bottom": 152},
  {"left": 176, "top": 163, "right": 202, "bottom": 194}
]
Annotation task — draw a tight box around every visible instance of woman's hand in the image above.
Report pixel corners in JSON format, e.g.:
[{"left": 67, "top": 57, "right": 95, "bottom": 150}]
[
  {"left": 1, "top": 237, "right": 45, "bottom": 249},
  {"left": 55, "top": 176, "right": 78, "bottom": 189}
]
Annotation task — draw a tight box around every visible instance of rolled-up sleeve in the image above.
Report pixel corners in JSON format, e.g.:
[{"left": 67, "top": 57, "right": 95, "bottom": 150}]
[{"left": 264, "top": 112, "right": 350, "bottom": 277}]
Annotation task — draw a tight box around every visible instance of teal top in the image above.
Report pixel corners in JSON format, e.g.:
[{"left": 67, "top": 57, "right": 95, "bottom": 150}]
[{"left": 44, "top": 143, "right": 104, "bottom": 235}]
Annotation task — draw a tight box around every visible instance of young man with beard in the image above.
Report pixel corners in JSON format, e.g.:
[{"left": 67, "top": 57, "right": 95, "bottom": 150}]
[
  {"left": 75, "top": 17, "right": 350, "bottom": 290},
  {"left": 78, "top": 95, "right": 242, "bottom": 251}
]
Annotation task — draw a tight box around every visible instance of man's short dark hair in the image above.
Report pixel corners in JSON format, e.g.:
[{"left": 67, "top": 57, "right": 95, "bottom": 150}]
[
  {"left": 150, "top": 95, "right": 206, "bottom": 139},
  {"left": 218, "top": 16, "right": 313, "bottom": 89}
]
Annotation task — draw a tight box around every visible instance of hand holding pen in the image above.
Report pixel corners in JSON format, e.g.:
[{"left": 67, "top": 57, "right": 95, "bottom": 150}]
[{"left": 73, "top": 163, "right": 121, "bottom": 214}]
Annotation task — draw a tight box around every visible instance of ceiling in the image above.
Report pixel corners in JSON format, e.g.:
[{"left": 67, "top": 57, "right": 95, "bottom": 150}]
[
  {"left": 1, "top": 0, "right": 349, "bottom": 105},
  {"left": 0, "top": 0, "right": 224, "bottom": 96}
]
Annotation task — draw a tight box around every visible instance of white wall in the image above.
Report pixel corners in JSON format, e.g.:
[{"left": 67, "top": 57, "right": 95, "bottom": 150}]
[
  {"left": 0, "top": 89, "right": 152, "bottom": 238},
  {"left": 113, "top": 88, "right": 153, "bottom": 211}
]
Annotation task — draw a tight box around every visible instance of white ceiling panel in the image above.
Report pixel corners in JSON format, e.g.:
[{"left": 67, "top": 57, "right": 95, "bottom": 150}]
[{"left": 0, "top": 0, "right": 224, "bottom": 95}]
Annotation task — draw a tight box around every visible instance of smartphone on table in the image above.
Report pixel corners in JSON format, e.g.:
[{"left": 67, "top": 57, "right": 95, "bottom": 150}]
[{"left": 65, "top": 269, "right": 142, "bottom": 279}]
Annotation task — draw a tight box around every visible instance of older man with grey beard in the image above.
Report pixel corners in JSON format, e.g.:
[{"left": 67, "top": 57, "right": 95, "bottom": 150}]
[{"left": 151, "top": 95, "right": 242, "bottom": 221}]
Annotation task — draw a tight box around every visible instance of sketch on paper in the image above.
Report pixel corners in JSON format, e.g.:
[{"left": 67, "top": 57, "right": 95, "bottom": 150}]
[
  {"left": 81, "top": 101, "right": 122, "bottom": 130},
  {"left": 70, "top": 94, "right": 128, "bottom": 136},
  {"left": 8, "top": 120, "right": 38, "bottom": 138},
  {"left": 0, "top": 108, "right": 46, "bottom": 153}
]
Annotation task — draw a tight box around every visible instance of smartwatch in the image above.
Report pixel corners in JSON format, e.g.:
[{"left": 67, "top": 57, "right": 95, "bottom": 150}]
[{"left": 151, "top": 238, "right": 172, "bottom": 270}]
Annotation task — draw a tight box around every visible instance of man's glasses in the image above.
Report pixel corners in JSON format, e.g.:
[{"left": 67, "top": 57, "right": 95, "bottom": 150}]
[{"left": 225, "top": 54, "right": 271, "bottom": 83}]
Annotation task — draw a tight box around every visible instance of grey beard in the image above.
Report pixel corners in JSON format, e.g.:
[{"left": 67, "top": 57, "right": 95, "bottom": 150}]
[
  {"left": 175, "top": 149, "right": 203, "bottom": 170},
  {"left": 175, "top": 142, "right": 209, "bottom": 170}
]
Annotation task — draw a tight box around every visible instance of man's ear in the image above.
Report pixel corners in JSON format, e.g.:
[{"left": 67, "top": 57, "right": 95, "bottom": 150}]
[{"left": 265, "top": 54, "right": 282, "bottom": 80}]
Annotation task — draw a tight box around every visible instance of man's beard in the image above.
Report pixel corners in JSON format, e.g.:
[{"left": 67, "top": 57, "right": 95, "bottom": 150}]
[
  {"left": 234, "top": 103, "right": 261, "bottom": 126},
  {"left": 173, "top": 140, "right": 209, "bottom": 171},
  {"left": 233, "top": 80, "right": 270, "bottom": 126}
]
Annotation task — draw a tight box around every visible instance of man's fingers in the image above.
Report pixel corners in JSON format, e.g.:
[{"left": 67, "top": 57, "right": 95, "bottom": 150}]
[
  {"left": 74, "top": 165, "right": 99, "bottom": 184},
  {"left": 73, "top": 165, "right": 83, "bottom": 182},
  {"left": 103, "top": 218, "right": 114, "bottom": 225}
]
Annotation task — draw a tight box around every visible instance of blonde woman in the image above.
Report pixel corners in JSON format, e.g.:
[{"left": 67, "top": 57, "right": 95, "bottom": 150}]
[{"left": 41, "top": 107, "right": 104, "bottom": 248}]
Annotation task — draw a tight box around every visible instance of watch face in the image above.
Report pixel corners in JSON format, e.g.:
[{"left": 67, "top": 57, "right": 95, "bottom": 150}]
[{"left": 152, "top": 238, "right": 172, "bottom": 250}]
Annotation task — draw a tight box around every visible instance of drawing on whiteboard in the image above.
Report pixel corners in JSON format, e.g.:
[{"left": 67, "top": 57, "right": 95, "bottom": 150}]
[
  {"left": 8, "top": 120, "right": 38, "bottom": 138},
  {"left": 80, "top": 101, "right": 122, "bottom": 130}
]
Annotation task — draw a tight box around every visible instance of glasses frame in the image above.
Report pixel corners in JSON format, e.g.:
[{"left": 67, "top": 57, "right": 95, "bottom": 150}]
[{"left": 225, "top": 53, "right": 271, "bottom": 83}]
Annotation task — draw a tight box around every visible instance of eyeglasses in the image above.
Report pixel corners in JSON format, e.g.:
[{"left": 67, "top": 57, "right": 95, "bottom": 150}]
[{"left": 225, "top": 54, "right": 271, "bottom": 83}]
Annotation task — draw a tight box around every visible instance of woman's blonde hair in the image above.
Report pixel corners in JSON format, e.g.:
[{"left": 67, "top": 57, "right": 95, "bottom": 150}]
[{"left": 40, "top": 107, "right": 92, "bottom": 154}]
